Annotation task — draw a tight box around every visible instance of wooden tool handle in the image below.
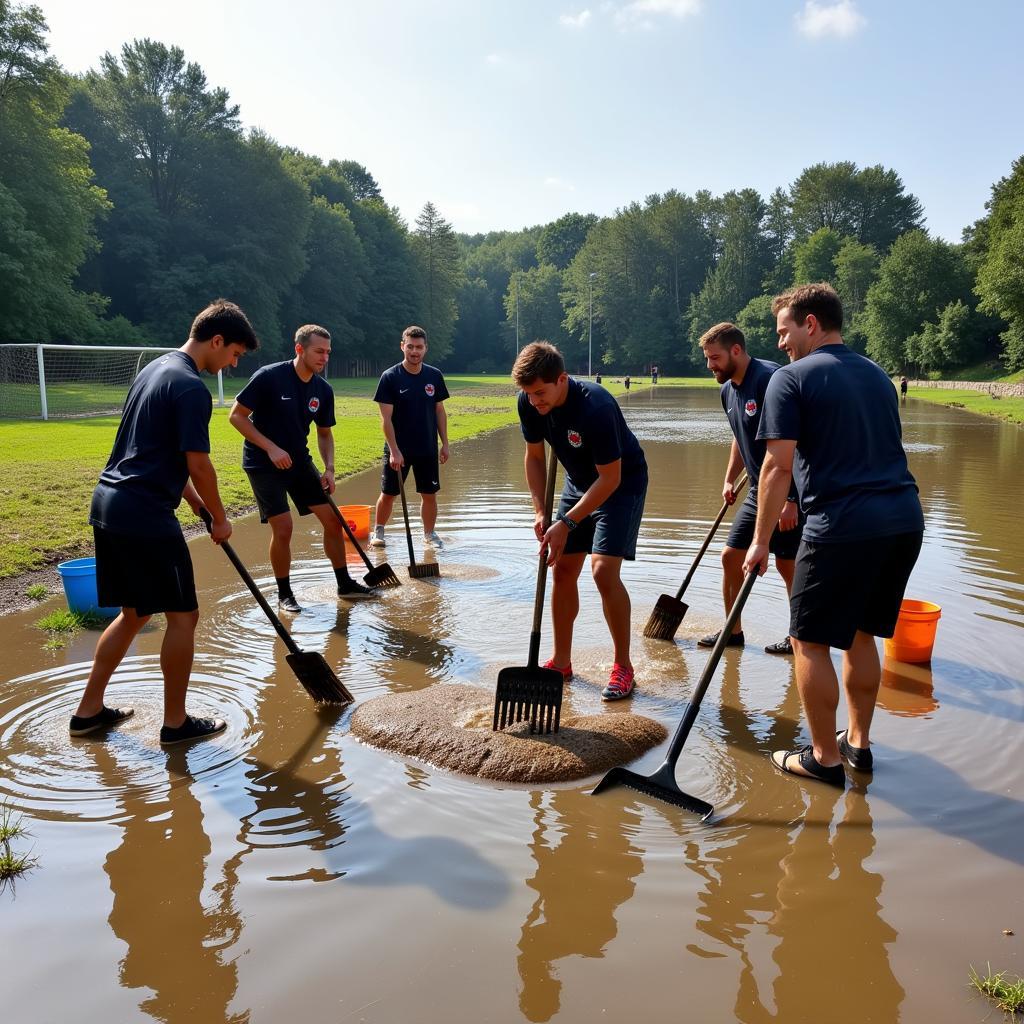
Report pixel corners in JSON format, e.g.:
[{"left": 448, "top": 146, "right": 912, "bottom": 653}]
[
  {"left": 322, "top": 487, "right": 376, "bottom": 573},
  {"left": 527, "top": 445, "right": 559, "bottom": 668},
  {"left": 397, "top": 470, "right": 417, "bottom": 567},
  {"left": 674, "top": 472, "right": 748, "bottom": 601}
]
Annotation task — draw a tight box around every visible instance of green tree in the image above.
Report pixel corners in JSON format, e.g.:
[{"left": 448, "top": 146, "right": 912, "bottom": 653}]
[
  {"left": 411, "top": 201, "right": 462, "bottom": 360},
  {"left": 536, "top": 212, "right": 597, "bottom": 269},
  {"left": 792, "top": 227, "right": 844, "bottom": 284},
  {"left": 503, "top": 263, "right": 569, "bottom": 354},
  {"left": 0, "top": 0, "right": 57, "bottom": 109},
  {"left": 337, "top": 159, "right": 381, "bottom": 201},
  {"left": 735, "top": 294, "right": 779, "bottom": 360}
]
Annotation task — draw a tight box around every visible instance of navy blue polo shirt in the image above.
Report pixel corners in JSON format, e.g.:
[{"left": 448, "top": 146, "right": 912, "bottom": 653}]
[
  {"left": 235, "top": 361, "right": 336, "bottom": 471},
  {"left": 90, "top": 350, "right": 213, "bottom": 536},
  {"left": 518, "top": 378, "right": 647, "bottom": 496},
  {"left": 373, "top": 363, "right": 449, "bottom": 458},
  {"left": 757, "top": 344, "right": 924, "bottom": 544}
]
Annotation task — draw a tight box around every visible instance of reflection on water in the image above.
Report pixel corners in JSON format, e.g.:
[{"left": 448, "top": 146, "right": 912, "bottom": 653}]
[{"left": 1, "top": 388, "right": 1022, "bottom": 1023}]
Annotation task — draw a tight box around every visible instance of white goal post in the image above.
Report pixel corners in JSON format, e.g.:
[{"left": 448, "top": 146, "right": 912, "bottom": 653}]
[{"left": 0, "top": 344, "right": 226, "bottom": 420}]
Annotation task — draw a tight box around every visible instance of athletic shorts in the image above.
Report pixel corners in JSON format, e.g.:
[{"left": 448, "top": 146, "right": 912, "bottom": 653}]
[
  {"left": 789, "top": 530, "right": 924, "bottom": 650},
  {"left": 245, "top": 461, "right": 327, "bottom": 523},
  {"left": 380, "top": 445, "right": 440, "bottom": 496},
  {"left": 557, "top": 481, "right": 647, "bottom": 561},
  {"left": 94, "top": 525, "right": 198, "bottom": 616},
  {"left": 726, "top": 490, "right": 803, "bottom": 560}
]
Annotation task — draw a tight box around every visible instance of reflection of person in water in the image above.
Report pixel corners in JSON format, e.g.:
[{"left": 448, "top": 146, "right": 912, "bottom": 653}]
[
  {"left": 93, "top": 744, "right": 246, "bottom": 1023},
  {"left": 517, "top": 791, "right": 645, "bottom": 1023}
]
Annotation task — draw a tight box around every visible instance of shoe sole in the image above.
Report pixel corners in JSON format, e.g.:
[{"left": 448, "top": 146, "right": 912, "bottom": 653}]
[
  {"left": 69, "top": 710, "right": 135, "bottom": 736},
  {"left": 602, "top": 687, "right": 635, "bottom": 701},
  {"left": 160, "top": 722, "right": 227, "bottom": 746},
  {"left": 338, "top": 591, "right": 374, "bottom": 600}
]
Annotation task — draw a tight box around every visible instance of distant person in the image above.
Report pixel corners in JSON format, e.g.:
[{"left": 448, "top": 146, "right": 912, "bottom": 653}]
[
  {"left": 229, "top": 324, "right": 373, "bottom": 613},
  {"left": 744, "top": 283, "right": 924, "bottom": 788},
  {"left": 514, "top": 342, "right": 648, "bottom": 700},
  {"left": 699, "top": 322, "right": 802, "bottom": 655},
  {"left": 71, "top": 300, "right": 258, "bottom": 746},
  {"left": 370, "top": 326, "right": 451, "bottom": 548},
  {"left": 900, "top": 376, "right": 908, "bottom": 400},
  {"left": 651, "top": 366, "right": 659, "bottom": 384},
  {"left": 623, "top": 375, "right": 631, "bottom": 392},
  {"left": 595, "top": 371, "right": 602, "bottom": 385}
]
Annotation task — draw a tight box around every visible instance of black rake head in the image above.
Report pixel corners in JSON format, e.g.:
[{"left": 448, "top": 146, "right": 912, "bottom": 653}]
[
  {"left": 492, "top": 668, "right": 564, "bottom": 734},
  {"left": 591, "top": 766, "right": 714, "bottom": 820},
  {"left": 285, "top": 651, "right": 354, "bottom": 706},
  {"left": 363, "top": 563, "right": 402, "bottom": 588}
]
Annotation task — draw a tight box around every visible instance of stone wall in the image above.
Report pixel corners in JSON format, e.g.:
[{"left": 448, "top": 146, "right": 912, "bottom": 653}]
[{"left": 906, "top": 379, "right": 1024, "bottom": 398}]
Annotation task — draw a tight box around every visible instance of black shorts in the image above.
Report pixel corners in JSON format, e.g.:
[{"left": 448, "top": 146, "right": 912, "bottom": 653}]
[
  {"left": 726, "top": 491, "right": 803, "bottom": 560},
  {"left": 558, "top": 482, "right": 647, "bottom": 561},
  {"left": 789, "top": 530, "right": 924, "bottom": 650},
  {"left": 246, "top": 461, "right": 327, "bottom": 522},
  {"left": 380, "top": 445, "right": 440, "bottom": 496},
  {"left": 94, "top": 525, "right": 198, "bottom": 616}
]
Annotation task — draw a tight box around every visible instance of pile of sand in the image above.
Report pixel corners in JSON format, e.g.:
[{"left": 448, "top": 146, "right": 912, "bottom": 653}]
[{"left": 351, "top": 684, "right": 667, "bottom": 783}]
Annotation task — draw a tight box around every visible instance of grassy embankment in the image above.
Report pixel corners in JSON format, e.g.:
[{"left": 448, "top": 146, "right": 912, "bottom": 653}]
[{"left": 909, "top": 361, "right": 1024, "bottom": 424}]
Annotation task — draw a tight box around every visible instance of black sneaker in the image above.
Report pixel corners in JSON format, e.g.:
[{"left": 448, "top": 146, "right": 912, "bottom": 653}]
[
  {"left": 337, "top": 579, "right": 374, "bottom": 599},
  {"left": 697, "top": 630, "right": 745, "bottom": 649},
  {"left": 278, "top": 594, "right": 302, "bottom": 613},
  {"left": 160, "top": 715, "right": 227, "bottom": 746},
  {"left": 69, "top": 705, "right": 134, "bottom": 737},
  {"left": 837, "top": 730, "right": 873, "bottom": 772},
  {"left": 764, "top": 636, "right": 794, "bottom": 656}
]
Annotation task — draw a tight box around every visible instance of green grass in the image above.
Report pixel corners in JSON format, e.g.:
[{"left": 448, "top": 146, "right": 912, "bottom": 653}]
[
  {"left": 971, "top": 966, "right": 1024, "bottom": 1019},
  {"left": 908, "top": 387, "right": 1024, "bottom": 425},
  {"left": 25, "top": 583, "right": 48, "bottom": 601},
  {"left": 927, "top": 360, "right": 1024, "bottom": 384},
  {"left": 0, "top": 805, "right": 36, "bottom": 885},
  {"left": 36, "top": 608, "right": 111, "bottom": 633}
]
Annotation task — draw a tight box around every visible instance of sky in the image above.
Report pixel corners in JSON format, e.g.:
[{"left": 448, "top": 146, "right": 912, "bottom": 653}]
[{"left": 36, "top": 0, "right": 1024, "bottom": 241}]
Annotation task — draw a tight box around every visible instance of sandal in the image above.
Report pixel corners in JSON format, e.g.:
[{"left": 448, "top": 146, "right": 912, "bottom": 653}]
[
  {"left": 771, "top": 746, "right": 845, "bottom": 788},
  {"left": 837, "top": 730, "right": 873, "bottom": 772}
]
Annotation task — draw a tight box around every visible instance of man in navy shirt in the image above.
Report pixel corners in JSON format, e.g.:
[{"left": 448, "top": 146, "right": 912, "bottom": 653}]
[
  {"left": 230, "top": 324, "right": 372, "bottom": 611},
  {"left": 71, "top": 299, "right": 258, "bottom": 746},
  {"left": 699, "top": 322, "right": 801, "bottom": 655},
  {"left": 514, "top": 341, "right": 648, "bottom": 701},
  {"left": 370, "top": 326, "right": 451, "bottom": 548},
  {"left": 744, "top": 284, "right": 924, "bottom": 789}
]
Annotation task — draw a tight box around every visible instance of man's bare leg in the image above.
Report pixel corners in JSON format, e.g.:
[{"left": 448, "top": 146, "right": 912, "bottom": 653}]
[
  {"left": 267, "top": 511, "right": 294, "bottom": 579},
  {"left": 551, "top": 552, "right": 586, "bottom": 667},
  {"left": 592, "top": 555, "right": 632, "bottom": 670},
  {"left": 420, "top": 492, "right": 438, "bottom": 535},
  {"left": 161, "top": 609, "right": 200, "bottom": 728},
  {"left": 721, "top": 546, "right": 745, "bottom": 634},
  {"left": 791, "top": 638, "right": 842, "bottom": 766},
  {"left": 842, "top": 630, "right": 881, "bottom": 749},
  {"left": 76, "top": 609, "right": 150, "bottom": 717},
  {"left": 375, "top": 492, "right": 396, "bottom": 528}
]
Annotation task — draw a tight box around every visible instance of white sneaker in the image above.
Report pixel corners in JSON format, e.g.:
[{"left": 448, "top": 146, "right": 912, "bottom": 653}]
[
  {"left": 369, "top": 526, "right": 386, "bottom": 547},
  {"left": 423, "top": 531, "right": 444, "bottom": 549}
]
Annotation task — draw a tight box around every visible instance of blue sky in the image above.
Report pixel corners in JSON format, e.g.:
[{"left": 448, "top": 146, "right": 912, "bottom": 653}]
[{"left": 38, "top": 0, "right": 1024, "bottom": 241}]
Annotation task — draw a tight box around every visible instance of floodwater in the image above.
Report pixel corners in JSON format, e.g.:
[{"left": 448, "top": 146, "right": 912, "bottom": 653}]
[{"left": 1, "top": 388, "right": 1022, "bottom": 1024}]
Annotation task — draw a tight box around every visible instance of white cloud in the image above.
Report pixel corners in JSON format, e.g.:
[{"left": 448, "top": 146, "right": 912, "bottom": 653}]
[
  {"left": 560, "top": 9, "right": 592, "bottom": 28},
  {"left": 794, "top": 0, "right": 866, "bottom": 39},
  {"left": 484, "top": 52, "right": 504, "bottom": 65},
  {"left": 615, "top": 0, "right": 702, "bottom": 28},
  {"left": 543, "top": 176, "right": 576, "bottom": 192}
]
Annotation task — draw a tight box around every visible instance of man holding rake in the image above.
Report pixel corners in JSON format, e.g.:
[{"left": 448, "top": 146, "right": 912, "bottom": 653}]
[{"left": 514, "top": 342, "right": 648, "bottom": 701}]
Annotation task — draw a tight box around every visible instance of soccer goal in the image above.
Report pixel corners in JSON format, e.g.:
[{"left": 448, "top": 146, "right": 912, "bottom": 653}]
[{"left": 0, "top": 344, "right": 226, "bottom": 420}]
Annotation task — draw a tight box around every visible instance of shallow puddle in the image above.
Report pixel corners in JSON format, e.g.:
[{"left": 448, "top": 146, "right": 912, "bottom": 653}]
[{"left": 1, "top": 388, "right": 1022, "bottom": 1023}]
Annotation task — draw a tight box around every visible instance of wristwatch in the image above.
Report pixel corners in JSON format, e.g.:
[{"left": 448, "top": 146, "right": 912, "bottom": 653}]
[{"left": 556, "top": 512, "right": 578, "bottom": 531}]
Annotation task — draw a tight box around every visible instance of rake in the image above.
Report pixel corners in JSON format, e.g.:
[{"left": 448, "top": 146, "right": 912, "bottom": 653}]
[
  {"left": 398, "top": 471, "right": 440, "bottom": 579},
  {"left": 322, "top": 488, "right": 401, "bottom": 588},
  {"left": 593, "top": 568, "right": 757, "bottom": 818},
  {"left": 493, "top": 444, "right": 563, "bottom": 734},
  {"left": 642, "top": 472, "right": 748, "bottom": 641}
]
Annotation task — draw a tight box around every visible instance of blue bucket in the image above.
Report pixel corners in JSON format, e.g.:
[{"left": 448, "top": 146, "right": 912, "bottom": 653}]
[{"left": 56, "top": 557, "right": 119, "bottom": 617}]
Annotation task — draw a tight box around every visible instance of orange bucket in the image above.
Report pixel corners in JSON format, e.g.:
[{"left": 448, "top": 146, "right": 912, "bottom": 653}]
[
  {"left": 883, "top": 599, "right": 941, "bottom": 663},
  {"left": 338, "top": 504, "right": 370, "bottom": 540}
]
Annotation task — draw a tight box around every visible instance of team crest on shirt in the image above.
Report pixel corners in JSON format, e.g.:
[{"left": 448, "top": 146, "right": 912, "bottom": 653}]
[
  {"left": 308, "top": 397, "right": 320, "bottom": 413},
  {"left": 425, "top": 383, "right": 435, "bottom": 397},
  {"left": 744, "top": 399, "right": 758, "bottom": 417},
  {"left": 567, "top": 429, "right": 582, "bottom": 448}
]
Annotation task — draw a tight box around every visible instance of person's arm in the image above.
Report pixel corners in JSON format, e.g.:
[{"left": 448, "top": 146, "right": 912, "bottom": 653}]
[
  {"left": 543, "top": 460, "right": 622, "bottom": 566},
  {"left": 742, "top": 440, "right": 796, "bottom": 575},
  {"left": 185, "top": 451, "right": 231, "bottom": 543},
  {"left": 524, "top": 441, "right": 548, "bottom": 541},
  {"left": 436, "top": 402, "right": 450, "bottom": 464},
  {"left": 723, "top": 439, "right": 744, "bottom": 505},
  {"left": 316, "top": 426, "right": 335, "bottom": 493},
  {"left": 378, "top": 403, "right": 403, "bottom": 469},
  {"left": 228, "top": 400, "right": 292, "bottom": 470}
]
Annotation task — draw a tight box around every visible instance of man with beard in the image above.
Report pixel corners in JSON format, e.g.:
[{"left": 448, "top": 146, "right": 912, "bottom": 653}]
[{"left": 699, "top": 322, "right": 801, "bottom": 654}]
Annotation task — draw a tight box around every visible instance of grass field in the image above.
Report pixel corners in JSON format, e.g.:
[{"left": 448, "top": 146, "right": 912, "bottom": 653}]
[{"left": 908, "top": 386, "right": 1024, "bottom": 424}]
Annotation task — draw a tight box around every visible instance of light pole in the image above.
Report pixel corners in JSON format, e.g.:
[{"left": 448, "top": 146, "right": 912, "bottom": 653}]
[
  {"left": 588, "top": 272, "right": 597, "bottom": 378},
  {"left": 515, "top": 272, "right": 520, "bottom": 354}
]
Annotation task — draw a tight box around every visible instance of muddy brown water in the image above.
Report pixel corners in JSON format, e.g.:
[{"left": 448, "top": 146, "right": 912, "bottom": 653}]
[{"left": 1, "top": 388, "right": 1022, "bottom": 1023}]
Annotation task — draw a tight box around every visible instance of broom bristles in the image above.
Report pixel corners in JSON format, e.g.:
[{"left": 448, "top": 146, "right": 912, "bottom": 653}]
[{"left": 643, "top": 607, "right": 683, "bottom": 640}]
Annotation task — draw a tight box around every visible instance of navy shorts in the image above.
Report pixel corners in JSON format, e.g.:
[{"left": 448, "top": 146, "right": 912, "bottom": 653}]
[
  {"left": 789, "top": 530, "right": 924, "bottom": 650},
  {"left": 245, "top": 461, "right": 327, "bottom": 523},
  {"left": 558, "top": 482, "right": 647, "bottom": 561},
  {"left": 94, "top": 525, "right": 198, "bottom": 616},
  {"left": 726, "top": 490, "right": 803, "bottom": 560},
  {"left": 380, "top": 445, "right": 440, "bottom": 495}
]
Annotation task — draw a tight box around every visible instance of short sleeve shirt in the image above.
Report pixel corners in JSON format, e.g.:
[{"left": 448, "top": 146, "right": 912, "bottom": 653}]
[
  {"left": 757, "top": 344, "right": 924, "bottom": 544},
  {"left": 518, "top": 378, "right": 648, "bottom": 496},
  {"left": 373, "top": 363, "right": 449, "bottom": 458},
  {"left": 89, "top": 350, "right": 213, "bottom": 536},
  {"left": 235, "top": 361, "right": 336, "bottom": 471}
]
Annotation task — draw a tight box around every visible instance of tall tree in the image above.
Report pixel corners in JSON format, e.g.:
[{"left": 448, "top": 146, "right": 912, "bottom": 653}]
[
  {"left": 536, "top": 212, "right": 597, "bottom": 269},
  {"left": 792, "top": 227, "right": 844, "bottom": 285},
  {"left": 411, "top": 201, "right": 462, "bottom": 360}
]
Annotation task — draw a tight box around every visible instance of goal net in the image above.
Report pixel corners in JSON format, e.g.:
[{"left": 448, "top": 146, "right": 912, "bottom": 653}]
[{"left": 0, "top": 344, "right": 224, "bottom": 419}]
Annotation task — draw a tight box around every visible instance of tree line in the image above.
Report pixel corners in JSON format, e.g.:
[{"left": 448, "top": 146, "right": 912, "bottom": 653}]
[{"left": 2, "top": 3, "right": 1022, "bottom": 376}]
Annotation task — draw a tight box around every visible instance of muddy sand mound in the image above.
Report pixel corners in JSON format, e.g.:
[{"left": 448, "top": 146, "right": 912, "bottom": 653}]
[{"left": 352, "top": 684, "right": 667, "bottom": 783}]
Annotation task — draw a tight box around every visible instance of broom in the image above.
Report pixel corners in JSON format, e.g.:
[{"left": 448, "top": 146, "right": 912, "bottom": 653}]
[
  {"left": 398, "top": 471, "right": 440, "bottom": 579},
  {"left": 642, "top": 472, "right": 747, "bottom": 641}
]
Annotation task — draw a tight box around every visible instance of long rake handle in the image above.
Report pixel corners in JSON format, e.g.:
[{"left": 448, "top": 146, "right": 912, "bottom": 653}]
[
  {"left": 197, "top": 508, "right": 301, "bottom": 657},
  {"left": 673, "top": 472, "right": 748, "bottom": 601},
  {"left": 526, "top": 445, "right": 559, "bottom": 669},
  {"left": 321, "top": 487, "right": 376, "bottom": 573},
  {"left": 664, "top": 569, "right": 757, "bottom": 766},
  {"left": 397, "top": 469, "right": 418, "bottom": 568}
]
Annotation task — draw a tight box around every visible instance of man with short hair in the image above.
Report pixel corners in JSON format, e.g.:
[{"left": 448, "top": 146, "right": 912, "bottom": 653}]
[
  {"left": 744, "top": 283, "right": 924, "bottom": 788},
  {"left": 513, "top": 341, "right": 648, "bottom": 700},
  {"left": 698, "top": 322, "right": 801, "bottom": 655},
  {"left": 370, "top": 325, "right": 451, "bottom": 548},
  {"left": 229, "top": 324, "right": 372, "bottom": 612},
  {"left": 71, "top": 299, "right": 258, "bottom": 746}
]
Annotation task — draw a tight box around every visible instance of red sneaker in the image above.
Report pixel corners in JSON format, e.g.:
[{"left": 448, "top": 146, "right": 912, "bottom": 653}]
[
  {"left": 602, "top": 664, "right": 635, "bottom": 701},
  {"left": 543, "top": 658, "right": 573, "bottom": 681}
]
